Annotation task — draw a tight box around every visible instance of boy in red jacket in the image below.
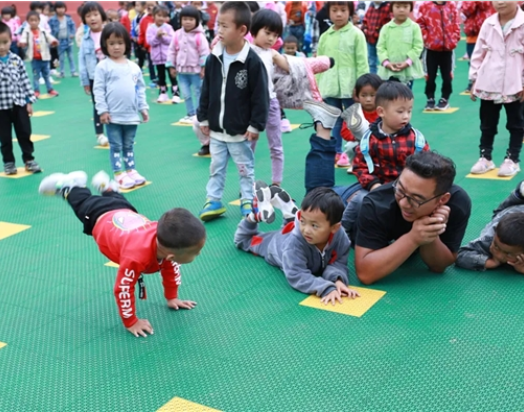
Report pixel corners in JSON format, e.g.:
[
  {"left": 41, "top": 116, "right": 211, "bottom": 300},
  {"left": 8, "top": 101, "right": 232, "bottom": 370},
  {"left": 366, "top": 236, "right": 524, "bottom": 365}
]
[
  {"left": 417, "top": 1, "right": 460, "bottom": 111},
  {"left": 38, "top": 170, "right": 206, "bottom": 338}
]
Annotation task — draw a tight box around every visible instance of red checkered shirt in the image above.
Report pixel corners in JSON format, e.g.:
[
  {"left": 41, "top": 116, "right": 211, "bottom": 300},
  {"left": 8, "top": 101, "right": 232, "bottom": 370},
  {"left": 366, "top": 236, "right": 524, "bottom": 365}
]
[
  {"left": 362, "top": 2, "right": 391, "bottom": 45},
  {"left": 352, "top": 120, "right": 430, "bottom": 191}
]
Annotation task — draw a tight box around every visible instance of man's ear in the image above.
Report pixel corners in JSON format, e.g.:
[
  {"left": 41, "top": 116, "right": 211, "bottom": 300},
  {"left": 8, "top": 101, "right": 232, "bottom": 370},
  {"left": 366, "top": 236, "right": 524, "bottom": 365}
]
[
  {"left": 439, "top": 192, "right": 451, "bottom": 206},
  {"left": 331, "top": 222, "right": 342, "bottom": 234}
]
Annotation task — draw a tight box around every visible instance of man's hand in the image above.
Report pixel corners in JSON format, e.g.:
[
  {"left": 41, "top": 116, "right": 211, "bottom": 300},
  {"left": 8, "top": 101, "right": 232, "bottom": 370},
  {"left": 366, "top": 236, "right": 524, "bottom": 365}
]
[
  {"left": 431, "top": 205, "right": 450, "bottom": 225},
  {"left": 335, "top": 280, "right": 360, "bottom": 299},
  {"left": 386, "top": 63, "right": 400, "bottom": 72},
  {"left": 169, "top": 67, "right": 177, "bottom": 78},
  {"left": 485, "top": 257, "right": 502, "bottom": 270},
  {"left": 321, "top": 289, "right": 342, "bottom": 306},
  {"left": 200, "top": 125, "right": 210, "bottom": 136},
  {"left": 26, "top": 103, "right": 33, "bottom": 116},
  {"left": 409, "top": 216, "right": 447, "bottom": 246},
  {"left": 167, "top": 298, "right": 197, "bottom": 310},
  {"left": 507, "top": 254, "right": 524, "bottom": 274},
  {"left": 141, "top": 110, "right": 149, "bottom": 123},
  {"left": 245, "top": 131, "right": 259, "bottom": 141},
  {"left": 200, "top": 67, "right": 205, "bottom": 79},
  {"left": 127, "top": 318, "right": 154, "bottom": 337},
  {"left": 84, "top": 85, "right": 91, "bottom": 95},
  {"left": 100, "top": 112, "right": 111, "bottom": 124}
]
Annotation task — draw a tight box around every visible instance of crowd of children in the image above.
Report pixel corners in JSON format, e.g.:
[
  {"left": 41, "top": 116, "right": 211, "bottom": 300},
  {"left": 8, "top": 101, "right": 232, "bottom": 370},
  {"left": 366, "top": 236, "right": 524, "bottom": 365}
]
[{"left": 0, "top": 1, "right": 523, "bottom": 337}]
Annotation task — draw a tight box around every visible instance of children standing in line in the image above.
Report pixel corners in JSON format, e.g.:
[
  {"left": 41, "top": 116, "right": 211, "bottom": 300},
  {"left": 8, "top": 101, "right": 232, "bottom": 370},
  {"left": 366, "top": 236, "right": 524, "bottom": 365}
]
[
  {"left": 167, "top": 5, "right": 210, "bottom": 123},
  {"left": 0, "top": 22, "right": 41, "bottom": 175},
  {"left": 19, "top": 11, "right": 59, "bottom": 99},
  {"left": 2, "top": 7, "right": 21, "bottom": 58},
  {"left": 48, "top": 1, "right": 77, "bottom": 78},
  {"left": 362, "top": 1, "right": 391, "bottom": 74},
  {"left": 469, "top": 1, "right": 524, "bottom": 178},
  {"left": 377, "top": 1, "right": 423, "bottom": 86},
  {"left": 131, "top": 2, "right": 146, "bottom": 70},
  {"left": 93, "top": 23, "right": 149, "bottom": 190},
  {"left": 197, "top": 1, "right": 269, "bottom": 221},
  {"left": 317, "top": 1, "right": 369, "bottom": 168},
  {"left": 417, "top": 1, "right": 460, "bottom": 111},
  {"left": 138, "top": 1, "right": 159, "bottom": 88},
  {"left": 78, "top": 1, "right": 109, "bottom": 147},
  {"left": 146, "top": 5, "right": 180, "bottom": 103}
]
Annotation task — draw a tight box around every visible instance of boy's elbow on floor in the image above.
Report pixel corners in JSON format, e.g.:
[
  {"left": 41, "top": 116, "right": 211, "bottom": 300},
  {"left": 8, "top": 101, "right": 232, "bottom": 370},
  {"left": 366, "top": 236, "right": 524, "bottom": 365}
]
[{"left": 356, "top": 271, "right": 375, "bottom": 285}]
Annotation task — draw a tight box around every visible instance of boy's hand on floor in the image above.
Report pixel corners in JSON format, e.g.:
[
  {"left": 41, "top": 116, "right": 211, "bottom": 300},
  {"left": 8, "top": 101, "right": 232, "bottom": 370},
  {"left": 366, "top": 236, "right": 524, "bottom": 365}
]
[
  {"left": 167, "top": 298, "right": 197, "bottom": 310},
  {"left": 321, "top": 289, "right": 342, "bottom": 306},
  {"left": 507, "top": 254, "right": 524, "bottom": 274},
  {"left": 245, "top": 131, "right": 259, "bottom": 141},
  {"left": 26, "top": 103, "right": 33, "bottom": 116},
  {"left": 127, "top": 318, "right": 154, "bottom": 338},
  {"left": 335, "top": 280, "right": 360, "bottom": 299},
  {"left": 485, "top": 257, "right": 501, "bottom": 270},
  {"left": 84, "top": 85, "right": 91, "bottom": 95}
]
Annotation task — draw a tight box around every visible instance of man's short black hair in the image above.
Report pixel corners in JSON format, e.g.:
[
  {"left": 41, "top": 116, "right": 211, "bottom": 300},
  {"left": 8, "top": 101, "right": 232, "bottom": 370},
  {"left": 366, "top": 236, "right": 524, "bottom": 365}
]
[
  {"left": 1, "top": 6, "right": 14, "bottom": 17},
  {"left": 390, "top": 1, "right": 414, "bottom": 12},
  {"left": 26, "top": 11, "right": 40, "bottom": 21},
  {"left": 220, "top": 2, "right": 252, "bottom": 33},
  {"left": 405, "top": 151, "right": 456, "bottom": 195},
  {"left": 301, "top": 187, "right": 345, "bottom": 226},
  {"left": 152, "top": 5, "right": 169, "bottom": 17},
  {"left": 0, "top": 21, "right": 11, "bottom": 38},
  {"left": 284, "top": 35, "right": 298, "bottom": 46},
  {"left": 355, "top": 73, "right": 383, "bottom": 96},
  {"left": 327, "top": 1, "right": 355, "bottom": 16},
  {"left": 54, "top": 1, "right": 67, "bottom": 11},
  {"left": 157, "top": 208, "right": 206, "bottom": 249},
  {"left": 81, "top": 1, "right": 107, "bottom": 25},
  {"left": 375, "top": 80, "right": 413, "bottom": 108},
  {"left": 180, "top": 5, "right": 200, "bottom": 27},
  {"left": 29, "top": 1, "right": 43, "bottom": 12},
  {"left": 251, "top": 9, "right": 283, "bottom": 37},
  {"left": 101, "top": 22, "right": 131, "bottom": 56},
  {"left": 496, "top": 213, "right": 524, "bottom": 249}
]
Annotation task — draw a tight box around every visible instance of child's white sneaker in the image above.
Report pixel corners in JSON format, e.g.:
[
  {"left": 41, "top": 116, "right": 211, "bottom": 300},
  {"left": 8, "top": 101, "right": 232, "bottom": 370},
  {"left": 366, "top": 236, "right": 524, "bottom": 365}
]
[
  {"left": 97, "top": 134, "right": 109, "bottom": 146},
  {"left": 39, "top": 77, "right": 45, "bottom": 85},
  {"left": 91, "top": 170, "right": 119, "bottom": 193},
  {"left": 157, "top": 93, "right": 169, "bottom": 103},
  {"left": 178, "top": 115, "right": 194, "bottom": 124},
  {"left": 303, "top": 100, "right": 341, "bottom": 130},
  {"left": 281, "top": 118, "right": 292, "bottom": 133},
  {"left": 115, "top": 172, "right": 135, "bottom": 190},
  {"left": 498, "top": 159, "right": 520, "bottom": 177},
  {"left": 39, "top": 171, "right": 87, "bottom": 196},
  {"left": 341, "top": 103, "right": 369, "bottom": 141},
  {"left": 470, "top": 157, "right": 495, "bottom": 174},
  {"left": 249, "top": 181, "right": 275, "bottom": 223},
  {"left": 126, "top": 169, "right": 146, "bottom": 185},
  {"left": 172, "top": 95, "right": 182, "bottom": 104}
]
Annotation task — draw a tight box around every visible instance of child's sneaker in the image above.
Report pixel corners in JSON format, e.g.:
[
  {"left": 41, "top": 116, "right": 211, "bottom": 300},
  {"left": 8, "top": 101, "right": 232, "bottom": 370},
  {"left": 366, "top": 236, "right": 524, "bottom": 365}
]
[
  {"left": 470, "top": 157, "right": 495, "bottom": 174},
  {"left": 240, "top": 199, "right": 253, "bottom": 218},
  {"left": 157, "top": 93, "right": 169, "bottom": 103},
  {"left": 48, "top": 90, "right": 59, "bottom": 97},
  {"left": 498, "top": 159, "right": 520, "bottom": 177},
  {"left": 341, "top": 103, "right": 368, "bottom": 141},
  {"left": 38, "top": 171, "right": 87, "bottom": 196},
  {"left": 25, "top": 160, "right": 42, "bottom": 173},
  {"left": 92, "top": 170, "right": 119, "bottom": 193},
  {"left": 115, "top": 172, "right": 135, "bottom": 189},
  {"left": 127, "top": 169, "right": 146, "bottom": 185},
  {"left": 198, "top": 145, "right": 210, "bottom": 156},
  {"left": 72, "top": 72, "right": 79, "bottom": 77},
  {"left": 281, "top": 118, "right": 292, "bottom": 133},
  {"left": 39, "top": 77, "right": 45, "bottom": 85},
  {"left": 303, "top": 100, "right": 342, "bottom": 130},
  {"left": 336, "top": 152, "right": 351, "bottom": 168},
  {"left": 3, "top": 162, "right": 17, "bottom": 175},
  {"left": 149, "top": 81, "right": 157, "bottom": 88},
  {"left": 250, "top": 181, "right": 275, "bottom": 223},
  {"left": 271, "top": 187, "right": 298, "bottom": 220},
  {"left": 34, "top": 91, "right": 40, "bottom": 99},
  {"left": 425, "top": 98, "right": 435, "bottom": 111},
  {"left": 97, "top": 134, "right": 109, "bottom": 146},
  {"left": 172, "top": 95, "right": 182, "bottom": 104},
  {"left": 178, "top": 115, "right": 194, "bottom": 124},
  {"left": 199, "top": 199, "right": 226, "bottom": 221},
  {"left": 436, "top": 98, "right": 449, "bottom": 111}
]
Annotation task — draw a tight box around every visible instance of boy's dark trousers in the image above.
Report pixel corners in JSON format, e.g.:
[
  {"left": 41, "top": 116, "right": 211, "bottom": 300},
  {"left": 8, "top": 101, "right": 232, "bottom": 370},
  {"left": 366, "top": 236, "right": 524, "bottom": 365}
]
[
  {"left": 425, "top": 49, "right": 453, "bottom": 100},
  {"left": 0, "top": 105, "right": 34, "bottom": 164},
  {"left": 66, "top": 187, "right": 137, "bottom": 235},
  {"left": 88, "top": 79, "right": 104, "bottom": 135}
]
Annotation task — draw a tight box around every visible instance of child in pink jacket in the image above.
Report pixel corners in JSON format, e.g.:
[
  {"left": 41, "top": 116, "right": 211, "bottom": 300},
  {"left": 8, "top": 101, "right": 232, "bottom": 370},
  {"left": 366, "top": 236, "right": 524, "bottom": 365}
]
[
  {"left": 469, "top": 2, "right": 524, "bottom": 178},
  {"left": 167, "top": 5, "right": 210, "bottom": 124},
  {"left": 146, "top": 5, "right": 177, "bottom": 103}
]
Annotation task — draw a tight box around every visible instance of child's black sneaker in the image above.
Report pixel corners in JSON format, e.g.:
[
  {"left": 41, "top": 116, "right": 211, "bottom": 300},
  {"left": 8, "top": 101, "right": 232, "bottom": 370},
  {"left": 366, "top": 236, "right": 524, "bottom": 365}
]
[
  {"left": 436, "top": 98, "right": 449, "bottom": 111},
  {"left": 25, "top": 160, "right": 42, "bottom": 173},
  {"left": 425, "top": 98, "right": 436, "bottom": 111},
  {"left": 198, "top": 145, "right": 210, "bottom": 156},
  {"left": 4, "top": 162, "right": 17, "bottom": 175}
]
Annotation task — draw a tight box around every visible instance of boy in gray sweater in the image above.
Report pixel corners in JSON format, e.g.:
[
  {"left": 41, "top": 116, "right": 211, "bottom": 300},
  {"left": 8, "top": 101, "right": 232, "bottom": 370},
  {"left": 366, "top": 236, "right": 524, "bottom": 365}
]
[
  {"left": 457, "top": 181, "right": 524, "bottom": 273},
  {"left": 234, "top": 183, "right": 360, "bottom": 305}
]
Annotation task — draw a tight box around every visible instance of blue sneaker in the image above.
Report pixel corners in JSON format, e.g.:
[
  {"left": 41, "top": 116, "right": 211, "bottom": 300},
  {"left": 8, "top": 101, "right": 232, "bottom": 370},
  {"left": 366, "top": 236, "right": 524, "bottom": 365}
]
[
  {"left": 240, "top": 199, "right": 253, "bottom": 218},
  {"left": 199, "top": 199, "right": 226, "bottom": 222},
  {"left": 149, "top": 81, "right": 157, "bottom": 89}
]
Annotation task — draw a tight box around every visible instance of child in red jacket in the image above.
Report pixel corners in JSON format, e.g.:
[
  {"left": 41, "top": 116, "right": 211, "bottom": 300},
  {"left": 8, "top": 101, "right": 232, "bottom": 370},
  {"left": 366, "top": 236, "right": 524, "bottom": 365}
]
[
  {"left": 138, "top": 1, "right": 157, "bottom": 85},
  {"left": 417, "top": 1, "right": 460, "bottom": 111},
  {"left": 38, "top": 170, "right": 206, "bottom": 338}
]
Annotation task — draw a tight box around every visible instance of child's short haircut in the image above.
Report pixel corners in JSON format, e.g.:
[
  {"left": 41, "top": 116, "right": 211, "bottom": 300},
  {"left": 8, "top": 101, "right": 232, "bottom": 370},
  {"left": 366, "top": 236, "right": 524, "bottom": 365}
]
[
  {"left": 405, "top": 151, "right": 456, "bottom": 195},
  {"left": 101, "top": 22, "right": 131, "bottom": 55},
  {"left": 26, "top": 11, "right": 40, "bottom": 21},
  {"left": 250, "top": 9, "right": 283, "bottom": 37},
  {"left": 301, "top": 187, "right": 345, "bottom": 226},
  {"left": 54, "top": 1, "right": 67, "bottom": 11},
  {"left": 29, "top": 1, "right": 42, "bottom": 12},
  {"left": 496, "top": 213, "right": 524, "bottom": 249},
  {"left": 0, "top": 21, "right": 11, "bottom": 38},
  {"left": 390, "top": 1, "right": 414, "bottom": 12},
  {"left": 157, "top": 208, "right": 206, "bottom": 249},
  {"left": 220, "top": 2, "right": 252, "bottom": 33},
  {"left": 328, "top": 1, "right": 355, "bottom": 16},
  {"left": 1, "top": 6, "right": 14, "bottom": 17},
  {"left": 153, "top": 5, "right": 169, "bottom": 17},
  {"left": 81, "top": 1, "right": 108, "bottom": 25},
  {"left": 284, "top": 35, "right": 298, "bottom": 46},
  {"left": 375, "top": 80, "right": 413, "bottom": 108},
  {"left": 180, "top": 5, "right": 200, "bottom": 26},
  {"left": 355, "top": 73, "right": 383, "bottom": 96},
  {"left": 248, "top": 2, "right": 260, "bottom": 13}
]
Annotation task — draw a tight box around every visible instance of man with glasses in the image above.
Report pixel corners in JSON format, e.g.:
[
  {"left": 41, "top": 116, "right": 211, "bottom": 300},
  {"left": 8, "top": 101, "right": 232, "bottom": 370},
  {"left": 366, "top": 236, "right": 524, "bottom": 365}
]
[{"left": 354, "top": 150, "right": 471, "bottom": 284}]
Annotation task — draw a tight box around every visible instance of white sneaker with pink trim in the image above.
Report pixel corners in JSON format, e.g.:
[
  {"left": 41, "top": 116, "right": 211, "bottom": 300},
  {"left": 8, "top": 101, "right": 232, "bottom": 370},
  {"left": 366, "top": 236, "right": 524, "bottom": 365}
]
[
  {"left": 127, "top": 169, "right": 146, "bottom": 186},
  {"left": 157, "top": 93, "right": 170, "bottom": 103},
  {"left": 470, "top": 157, "right": 495, "bottom": 174},
  {"left": 498, "top": 159, "right": 520, "bottom": 177},
  {"left": 115, "top": 172, "right": 135, "bottom": 189}
]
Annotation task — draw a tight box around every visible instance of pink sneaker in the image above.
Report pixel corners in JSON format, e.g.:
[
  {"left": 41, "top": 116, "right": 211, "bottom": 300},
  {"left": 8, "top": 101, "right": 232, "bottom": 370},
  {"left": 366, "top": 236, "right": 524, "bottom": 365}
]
[
  {"left": 115, "top": 172, "right": 135, "bottom": 189},
  {"left": 127, "top": 169, "right": 146, "bottom": 185},
  {"left": 498, "top": 159, "right": 520, "bottom": 177},
  {"left": 156, "top": 93, "right": 169, "bottom": 103},
  {"left": 470, "top": 157, "right": 495, "bottom": 174},
  {"left": 336, "top": 152, "right": 351, "bottom": 168},
  {"left": 281, "top": 118, "right": 292, "bottom": 133}
]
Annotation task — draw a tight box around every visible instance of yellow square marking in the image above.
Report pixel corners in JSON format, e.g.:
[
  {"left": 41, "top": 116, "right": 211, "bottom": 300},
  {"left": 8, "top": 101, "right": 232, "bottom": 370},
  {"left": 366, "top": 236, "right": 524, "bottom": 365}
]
[
  {"left": 461, "top": 36, "right": 466, "bottom": 41},
  {"left": 157, "top": 397, "right": 221, "bottom": 412},
  {"left": 0, "top": 222, "right": 31, "bottom": 240},
  {"left": 299, "top": 286, "right": 386, "bottom": 317},
  {"left": 32, "top": 111, "right": 54, "bottom": 117},
  {"left": 458, "top": 57, "right": 469, "bottom": 62},
  {"left": 192, "top": 153, "right": 211, "bottom": 158},
  {"left": 105, "top": 261, "right": 119, "bottom": 268},
  {"left": 157, "top": 100, "right": 173, "bottom": 105},
  {"left": 0, "top": 168, "right": 42, "bottom": 179},
  {"left": 289, "top": 124, "right": 301, "bottom": 131},
  {"left": 423, "top": 107, "right": 459, "bottom": 114},
  {"left": 172, "top": 122, "right": 193, "bottom": 127},
  {"left": 0, "top": 342, "right": 7, "bottom": 350},
  {"left": 466, "top": 169, "right": 515, "bottom": 181},
  {"left": 459, "top": 91, "right": 471, "bottom": 96},
  {"left": 37, "top": 93, "right": 58, "bottom": 100},
  {"left": 120, "top": 181, "right": 152, "bottom": 193},
  {"left": 229, "top": 199, "right": 241, "bottom": 206},
  {"left": 13, "top": 134, "right": 51, "bottom": 143},
  {"left": 94, "top": 145, "right": 109, "bottom": 150}
]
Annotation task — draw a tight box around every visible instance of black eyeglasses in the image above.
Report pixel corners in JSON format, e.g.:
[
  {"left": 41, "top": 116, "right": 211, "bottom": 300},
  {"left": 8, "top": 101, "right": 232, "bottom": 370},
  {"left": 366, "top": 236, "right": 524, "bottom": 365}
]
[{"left": 392, "top": 180, "right": 443, "bottom": 209}]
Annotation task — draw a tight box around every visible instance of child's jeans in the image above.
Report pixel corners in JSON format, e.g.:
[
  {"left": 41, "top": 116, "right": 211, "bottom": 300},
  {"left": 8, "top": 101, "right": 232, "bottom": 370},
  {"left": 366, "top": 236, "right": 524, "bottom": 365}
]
[
  {"left": 368, "top": 43, "right": 378, "bottom": 74},
  {"left": 266, "top": 98, "right": 284, "bottom": 184},
  {"left": 31, "top": 59, "right": 52, "bottom": 93},
  {"left": 0, "top": 106, "right": 34, "bottom": 164},
  {"left": 324, "top": 97, "right": 354, "bottom": 153},
  {"left": 105, "top": 123, "right": 138, "bottom": 173},
  {"left": 206, "top": 138, "right": 255, "bottom": 202},
  {"left": 58, "top": 42, "right": 76, "bottom": 75},
  {"left": 178, "top": 73, "right": 202, "bottom": 116}
]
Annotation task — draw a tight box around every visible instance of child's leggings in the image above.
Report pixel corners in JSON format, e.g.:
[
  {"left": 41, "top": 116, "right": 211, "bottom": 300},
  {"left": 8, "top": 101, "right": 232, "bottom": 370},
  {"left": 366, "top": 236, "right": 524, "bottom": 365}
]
[
  {"left": 89, "top": 79, "right": 104, "bottom": 135},
  {"left": 65, "top": 187, "right": 137, "bottom": 235},
  {"left": 156, "top": 64, "right": 178, "bottom": 95},
  {"left": 265, "top": 98, "right": 284, "bottom": 185}
]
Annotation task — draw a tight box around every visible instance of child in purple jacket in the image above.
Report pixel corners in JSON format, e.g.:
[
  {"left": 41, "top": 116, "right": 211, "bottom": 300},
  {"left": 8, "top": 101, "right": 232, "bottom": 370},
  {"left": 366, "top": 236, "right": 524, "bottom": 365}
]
[{"left": 146, "top": 5, "right": 179, "bottom": 103}]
